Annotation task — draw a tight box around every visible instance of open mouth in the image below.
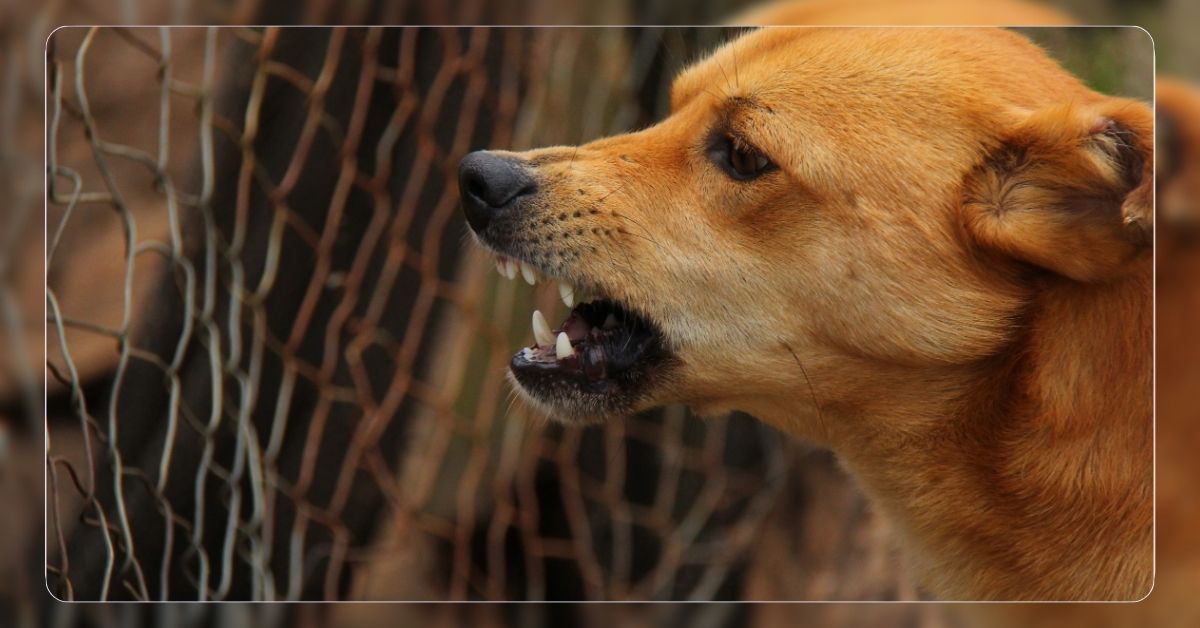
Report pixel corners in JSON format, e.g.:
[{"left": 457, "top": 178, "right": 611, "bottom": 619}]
[{"left": 491, "top": 254, "right": 672, "bottom": 418}]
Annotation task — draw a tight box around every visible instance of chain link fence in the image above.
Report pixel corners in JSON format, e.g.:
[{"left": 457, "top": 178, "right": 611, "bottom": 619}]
[
  {"left": 19, "top": 2, "right": 1185, "bottom": 626},
  {"left": 43, "top": 25, "right": 902, "bottom": 607}
]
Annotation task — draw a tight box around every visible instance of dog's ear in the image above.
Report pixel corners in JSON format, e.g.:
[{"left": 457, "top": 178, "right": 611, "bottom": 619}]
[{"left": 961, "top": 99, "right": 1153, "bottom": 282}]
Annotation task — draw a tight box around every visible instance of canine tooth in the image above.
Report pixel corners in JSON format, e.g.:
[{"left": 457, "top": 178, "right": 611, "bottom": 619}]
[
  {"left": 496, "top": 258, "right": 507, "bottom": 277},
  {"left": 504, "top": 259, "right": 520, "bottom": 280},
  {"left": 532, "top": 310, "right": 555, "bottom": 347},
  {"left": 603, "top": 313, "right": 618, "bottom": 330},
  {"left": 555, "top": 331, "right": 574, "bottom": 359},
  {"left": 559, "top": 282, "right": 575, "bottom": 308},
  {"left": 520, "top": 262, "right": 537, "bottom": 285}
]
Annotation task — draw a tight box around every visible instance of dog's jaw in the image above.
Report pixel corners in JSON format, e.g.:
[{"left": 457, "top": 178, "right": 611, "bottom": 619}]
[{"left": 472, "top": 235, "right": 681, "bottom": 423}]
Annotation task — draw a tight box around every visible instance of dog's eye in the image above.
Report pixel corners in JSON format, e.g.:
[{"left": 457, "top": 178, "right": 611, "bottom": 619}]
[{"left": 711, "top": 135, "right": 774, "bottom": 180}]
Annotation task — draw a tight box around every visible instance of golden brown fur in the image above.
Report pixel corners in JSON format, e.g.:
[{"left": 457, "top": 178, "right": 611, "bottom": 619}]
[
  {"left": 731, "top": 0, "right": 1074, "bottom": 26},
  {"left": 488, "top": 26, "right": 1153, "bottom": 600}
]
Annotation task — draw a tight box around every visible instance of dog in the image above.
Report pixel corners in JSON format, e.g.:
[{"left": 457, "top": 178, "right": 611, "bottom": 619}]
[{"left": 459, "top": 26, "right": 1153, "bottom": 600}]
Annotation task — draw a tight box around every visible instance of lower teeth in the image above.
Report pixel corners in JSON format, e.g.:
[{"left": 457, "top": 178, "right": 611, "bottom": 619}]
[
  {"left": 555, "top": 331, "right": 574, "bottom": 359},
  {"left": 522, "top": 300, "right": 640, "bottom": 380}
]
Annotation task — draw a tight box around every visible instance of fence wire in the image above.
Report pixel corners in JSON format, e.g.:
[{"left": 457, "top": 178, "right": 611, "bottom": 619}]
[
  {"left": 43, "top": 25, "right": 905, "bottom": 605},
  {"left": 5, "top": 0, "right": 1193, "bottom": 626}
]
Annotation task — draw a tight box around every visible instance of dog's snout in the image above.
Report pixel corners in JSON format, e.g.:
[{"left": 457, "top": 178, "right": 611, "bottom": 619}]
[{"left": 459, "top": 151, "right": 537, "bottom": 233}]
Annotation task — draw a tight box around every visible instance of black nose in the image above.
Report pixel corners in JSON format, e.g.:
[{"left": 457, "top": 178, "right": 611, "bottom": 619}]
[{"left": 459, "top": 150, "right": 537, "bottom": 234}]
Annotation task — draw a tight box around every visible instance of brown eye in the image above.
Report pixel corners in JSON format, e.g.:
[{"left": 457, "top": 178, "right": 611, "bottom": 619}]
[
  {"left": 709, "top": 134, "right": 774, "bottom": 180},
  {"left": 729, "top": 143, "right": 770, "bottom": 177}
]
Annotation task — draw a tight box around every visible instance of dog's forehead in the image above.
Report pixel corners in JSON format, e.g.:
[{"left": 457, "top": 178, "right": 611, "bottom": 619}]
[
  {"left": 671, "top": 28, "right": 943, "bottom": 108},
  {"left": 670, "top": 27, "right": 1082, "bottom": 115},
  {"left": 670, "top": 28, "right": 807, "bottom": 111}
]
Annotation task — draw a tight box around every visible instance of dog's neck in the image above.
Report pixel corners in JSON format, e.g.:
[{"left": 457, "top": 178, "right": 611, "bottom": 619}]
[{"left": 761, "top": 263, "right": 1154, "bottom": 600}]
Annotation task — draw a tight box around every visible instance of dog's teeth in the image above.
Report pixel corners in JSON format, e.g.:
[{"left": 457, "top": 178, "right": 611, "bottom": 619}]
[
  {"left": 503, "top": 259, "right": 518, "bottom": 280},
  {"left": 555, "top": 331, "right": 574, "bottom": 359},
  {"left": 559, "top": 282, "right": 575, "bottom": 308},
  {"left": 532, "top": 310, "right": 555, "bottom": 347},
  {"left": 603, "top": 313, "right": 618, "bottom": 330},
  {"left": 520, "top": 262, "right": 537, "bottom": 285},
  {"left": 495, "top": 258, "right": 507, "bottom": 277}
]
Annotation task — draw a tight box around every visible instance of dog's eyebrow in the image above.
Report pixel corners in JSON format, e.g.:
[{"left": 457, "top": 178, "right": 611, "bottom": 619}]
[
  {"left": 709, "top": 96, "right": 775, "bottom": 139},
  {"left": 724, "top": 95, "right": 769, "bottom": 112}
]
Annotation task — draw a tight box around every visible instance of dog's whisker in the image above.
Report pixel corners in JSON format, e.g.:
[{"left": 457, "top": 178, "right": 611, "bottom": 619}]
[
  {"left": 549, "top": 145, "right": 582, "bottom": 185},
  {"left": 782, "top": 341, "right": 828, "bottom": 441},
  {"left": 715, "top": 54, "right": 735, "bottom": 96},
  {"left": 587, "top": 178, "right": 676, "bottom": 259},
  {"left": 731, "top": 37, "right": 741, "bottom": 90},
  {"left": 658, "top": 31, "right": 728, "bottom": 105},
  {"left": 619, "top": 326, "right": 636, "bottom": 354},
  {"left": 612, "top": 228, "right": 665, "bottom": 253},
  {"left": 610, "top": 213, "right": 667, "bottom": 253},
  {"left": 606, "top": 209, "right": 684, "bottom": 269},
  {"left": 500, "top": 384, "right": 523, "bottom": 424},
  {"left": 595, "top": 178, "right": 630, "bottom": 205},
  {"left": 604, "top": 207, "right": 649, "bottom": 236},
  {"left": 597, "top": 238, "right": 640, "bottom": 289}
]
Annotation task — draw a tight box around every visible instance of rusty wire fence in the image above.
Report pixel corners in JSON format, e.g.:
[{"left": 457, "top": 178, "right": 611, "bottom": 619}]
[
  {"left": 0, "top": 0, "right": 1191, "bottom": 626},
  {"left": 42, "top": 25, "right": 876, "bottom": 604}
]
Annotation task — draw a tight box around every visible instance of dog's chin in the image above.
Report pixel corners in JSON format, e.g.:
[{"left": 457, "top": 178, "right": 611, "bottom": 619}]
[
  {"left": 506, "top": 372, "right": 626, "bottom": 425},
  {"left": 506, "top": 298, "right": 676, "bottom": 424}
]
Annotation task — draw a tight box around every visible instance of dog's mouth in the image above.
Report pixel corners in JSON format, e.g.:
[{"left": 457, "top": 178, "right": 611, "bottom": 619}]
[{"left": 491, "top": 253, "right": 673, "bottom": 419}]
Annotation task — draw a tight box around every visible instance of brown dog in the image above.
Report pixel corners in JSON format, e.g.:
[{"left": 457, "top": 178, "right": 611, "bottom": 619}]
[{"left": 459, "top": 26, "right": 1153, "bottom": 600}]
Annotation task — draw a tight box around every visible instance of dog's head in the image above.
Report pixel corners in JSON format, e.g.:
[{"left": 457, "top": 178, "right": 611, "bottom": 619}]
[{"left": 460, "top": 27, "right": 1153, "bottom": 434}]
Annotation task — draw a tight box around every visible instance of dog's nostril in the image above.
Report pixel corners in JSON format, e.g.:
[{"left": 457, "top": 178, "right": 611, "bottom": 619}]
[
  {"left": 514, "top": 181, "right": 536, "bottom": 200},
  {"left": 467, "top": 179, "right": 487, "bottom": 202},
  {"left": 459, "top": 150, "right": 537, "bottom": 234}
]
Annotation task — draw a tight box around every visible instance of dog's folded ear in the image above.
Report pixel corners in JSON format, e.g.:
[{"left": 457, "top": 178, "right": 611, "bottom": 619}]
[{"left": 961, "top": 99, "right": 1153, "bottom": 282}]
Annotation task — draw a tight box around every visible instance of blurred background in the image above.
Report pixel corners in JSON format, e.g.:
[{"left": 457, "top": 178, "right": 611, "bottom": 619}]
[{"left": 2, "top": 0, "right": 1197, "bottom": 627}]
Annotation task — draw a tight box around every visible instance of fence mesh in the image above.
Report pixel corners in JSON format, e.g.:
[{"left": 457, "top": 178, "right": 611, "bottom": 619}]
[
  {"left": 44, "top": 25, "right": 901, "bottom": 605},
  {"left": 0, "top": 0, "right": 1189, "bottom": 625}
]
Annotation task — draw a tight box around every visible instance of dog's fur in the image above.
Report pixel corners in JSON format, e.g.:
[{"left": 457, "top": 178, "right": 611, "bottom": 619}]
[
  {"left": 486, "top": 26, "right": 1153, "bottom": 600},
  {"left": 732, "top": 0, "right": 1074, "bottom": 26}
]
